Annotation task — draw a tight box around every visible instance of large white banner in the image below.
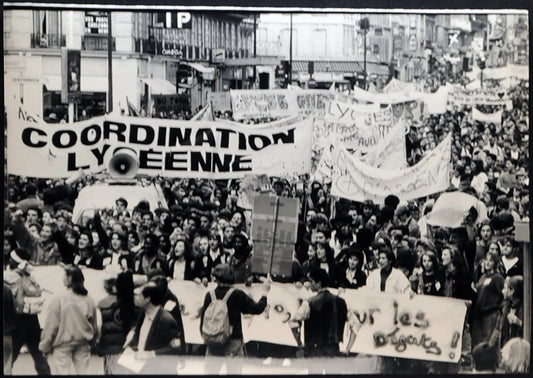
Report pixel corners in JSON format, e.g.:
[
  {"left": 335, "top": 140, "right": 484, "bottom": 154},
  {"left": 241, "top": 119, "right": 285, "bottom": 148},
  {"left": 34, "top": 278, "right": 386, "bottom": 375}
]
[
  {"left": 331, "top": 133, "right": 452, "bottom": 203},
  {"left": 472, "top": 107, "right": 502, "bottom": 124},
  {"left": 448, "top": 87, "right": 509, "bottom": 106},
  {"left": 29, "top": 266, "right": 466, "bottom": 361},
  {"left": 7, "top": 115, "right": 313, "bottom": 179}
]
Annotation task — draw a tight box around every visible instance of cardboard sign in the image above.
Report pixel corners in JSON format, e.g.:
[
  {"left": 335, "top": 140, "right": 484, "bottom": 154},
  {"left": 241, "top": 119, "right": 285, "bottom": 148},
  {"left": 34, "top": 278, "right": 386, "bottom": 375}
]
[{"left": 251, "top": 195, "right": 299, "bottom": 277}]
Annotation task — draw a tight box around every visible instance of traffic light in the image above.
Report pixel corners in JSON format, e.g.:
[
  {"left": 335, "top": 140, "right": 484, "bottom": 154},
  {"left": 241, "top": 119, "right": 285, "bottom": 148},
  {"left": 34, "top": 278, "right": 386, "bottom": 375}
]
[{"left": 61, "top": 48, "right": 81, "bottom": 103}]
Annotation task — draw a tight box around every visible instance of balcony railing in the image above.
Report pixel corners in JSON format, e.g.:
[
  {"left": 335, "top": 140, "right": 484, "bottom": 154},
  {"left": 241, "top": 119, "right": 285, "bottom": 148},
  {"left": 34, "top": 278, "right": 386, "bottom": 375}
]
[
  {"left": 30, "top": 33, "right": 66, "bottom": 48},
  {"left": 82, "top": 35, "right": 116, "bottom": 51}
]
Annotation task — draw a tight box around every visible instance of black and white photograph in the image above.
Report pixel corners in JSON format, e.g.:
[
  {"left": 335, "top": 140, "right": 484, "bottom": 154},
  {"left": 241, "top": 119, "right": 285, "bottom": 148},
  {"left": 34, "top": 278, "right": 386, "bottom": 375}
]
[{"left": 3, "top": 1, "right": 530, "bottom": 375}]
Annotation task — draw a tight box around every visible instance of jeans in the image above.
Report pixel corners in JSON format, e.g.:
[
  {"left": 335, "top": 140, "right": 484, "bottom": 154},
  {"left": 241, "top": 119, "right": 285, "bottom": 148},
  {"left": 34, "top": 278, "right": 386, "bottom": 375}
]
[
  {"left": 12, "top": 314, "right": 50, "bottom": 375},
  {"left": 4, "top": 334, "right": 13, "bottom": 375},
  {"left": 48, "top": 344, "right": 91, "bottom": 375},
  {"left": 205, "top": 338, "right": 245, "bottom": 374}
]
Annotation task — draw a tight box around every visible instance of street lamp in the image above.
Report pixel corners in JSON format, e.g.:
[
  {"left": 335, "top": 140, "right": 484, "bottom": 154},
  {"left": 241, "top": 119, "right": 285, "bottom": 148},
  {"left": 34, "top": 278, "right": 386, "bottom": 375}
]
[
  {"left": 477, "top": 55, "right": 486, "bottom": 87},
  {"left": 359, "top": 17, "right": 370, "bottom": 90}
]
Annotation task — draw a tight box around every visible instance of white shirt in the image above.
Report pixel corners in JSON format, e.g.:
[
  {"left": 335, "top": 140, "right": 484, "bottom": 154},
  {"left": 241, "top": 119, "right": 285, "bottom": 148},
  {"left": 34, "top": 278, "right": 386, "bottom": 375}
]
[
  {"left": 172, "top": 259, "right": 186, "bottom": 281},
  {"left": 138, "top": 306, "right": 159, "bottom": 351},
  {"left": 502, "top": 256, "right": 519, "bottom": 274}
]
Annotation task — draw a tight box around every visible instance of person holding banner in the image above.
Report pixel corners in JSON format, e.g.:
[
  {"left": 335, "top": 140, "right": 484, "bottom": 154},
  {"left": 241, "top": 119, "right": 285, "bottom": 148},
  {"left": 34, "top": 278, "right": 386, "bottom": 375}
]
[
  {"left": 290, "top": 268, "right": 347, "bottom": 367},
  {"left": 200, "top": 263, "right": 270, "bottom": 374}
]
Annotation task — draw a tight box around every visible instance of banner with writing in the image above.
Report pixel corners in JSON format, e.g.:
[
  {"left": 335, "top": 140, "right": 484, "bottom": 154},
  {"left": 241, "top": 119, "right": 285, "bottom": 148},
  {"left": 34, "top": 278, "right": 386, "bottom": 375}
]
[
  {"left": 29, "top": 266, "right": 466, "bottom": 361},
  {"left": 313, "top": 106, "right": 395, "bottom": 153},
  {"left": 448, "top": 87, "right": 509, "bottom": 106},
  {"left": 331, "top": 133, "right": 451, "bottom": 203},
  {"left": 423, "top": 86, "right": 449, "bottom": 115},
  {"left": 7, "top": 115, "right": 313, "bottom": 179},
  {"left": 472, "top": 107, "right": 502, "bottom": 124},
  {"left": 315, "top": 118, "right": 407, "bottom": 178},
  {"left": 342, "top": 289, "right": 467, "bottom": 362},
  {"left": 230, "top": 89, "right": 334, "bottom": 120}
]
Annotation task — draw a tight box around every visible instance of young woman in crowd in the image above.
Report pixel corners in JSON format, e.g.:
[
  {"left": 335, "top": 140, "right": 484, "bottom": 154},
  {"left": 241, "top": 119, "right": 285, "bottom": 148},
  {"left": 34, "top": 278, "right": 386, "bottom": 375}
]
[
  {"left": 102, "top": 231, "right": 134, "bottom": 271},
  {"left": 500, "top": 275, "right": 524, "bottom": 347},
  {"left": 471, "top": 250, "right": 505, "bottom": 347},
  {"left": 166, "top": 235, "right": 196, "bottom": 280},
  {"left": 39, "top": 265, "right": 98, "bottom": 374}
]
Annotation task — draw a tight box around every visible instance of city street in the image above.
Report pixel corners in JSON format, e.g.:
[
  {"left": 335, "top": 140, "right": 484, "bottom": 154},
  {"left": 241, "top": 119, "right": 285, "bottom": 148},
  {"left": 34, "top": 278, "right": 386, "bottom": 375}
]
[{"left": 12, "top": 352, "right": 381, "bottom": 375}]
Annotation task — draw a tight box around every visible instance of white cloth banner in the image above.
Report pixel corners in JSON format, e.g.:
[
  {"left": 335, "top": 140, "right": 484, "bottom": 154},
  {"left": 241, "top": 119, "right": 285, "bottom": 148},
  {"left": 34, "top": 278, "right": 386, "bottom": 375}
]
[
  {"left": 7, "top": 115, "right": 313, "bottom": 179},
  {"left": 230, "top": 89, "right": 334, "bottom": 120},
  {"left": 472, "top": 108, "right": 502, "bottom": 124},
  {"left": 313, "top": 106, "right": 395, "bottom": 153},
  {"left": 30, "top": 267, "right": 467, "bottom": 362},
  {"left": 342, "top": 289, "right": 467, "bottom": 362},
  {"left": 331, "top": 133, "right": 452, "bottom": 203}
]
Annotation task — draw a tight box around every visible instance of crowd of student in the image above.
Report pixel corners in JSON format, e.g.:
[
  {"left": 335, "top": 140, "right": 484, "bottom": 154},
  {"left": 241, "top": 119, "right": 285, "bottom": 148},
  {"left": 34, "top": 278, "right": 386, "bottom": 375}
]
[{"left": 3, "top": 79, "right": 529, "bottom": 375}]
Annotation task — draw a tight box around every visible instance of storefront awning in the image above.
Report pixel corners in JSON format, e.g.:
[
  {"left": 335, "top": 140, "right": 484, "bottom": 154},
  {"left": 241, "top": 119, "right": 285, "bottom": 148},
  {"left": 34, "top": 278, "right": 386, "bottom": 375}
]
[
  {"left": 184, "top": 62, "right": 215, "bottom": 80},
  {"left": 140, "top": 78, "right": 176, "bottom": 95}
]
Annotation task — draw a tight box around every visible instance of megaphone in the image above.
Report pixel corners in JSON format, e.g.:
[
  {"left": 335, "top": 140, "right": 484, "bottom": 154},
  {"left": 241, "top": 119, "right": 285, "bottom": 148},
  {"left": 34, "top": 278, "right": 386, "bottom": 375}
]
[{"left": 108, "top": 148, "right": 139, "bottom": 179}]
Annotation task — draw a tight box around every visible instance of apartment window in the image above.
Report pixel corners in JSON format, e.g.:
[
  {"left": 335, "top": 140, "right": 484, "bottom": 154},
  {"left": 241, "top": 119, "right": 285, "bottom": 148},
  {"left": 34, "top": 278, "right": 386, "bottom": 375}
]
[{"left": 32, "top": 10, "right": 63, "bottom": 48}]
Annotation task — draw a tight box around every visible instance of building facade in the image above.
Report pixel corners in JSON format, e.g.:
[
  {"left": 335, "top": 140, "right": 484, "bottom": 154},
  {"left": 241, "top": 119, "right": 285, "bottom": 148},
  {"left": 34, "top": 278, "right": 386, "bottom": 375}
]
[{"left": 4, "top": 9, "right": 256, "bottom": 121}]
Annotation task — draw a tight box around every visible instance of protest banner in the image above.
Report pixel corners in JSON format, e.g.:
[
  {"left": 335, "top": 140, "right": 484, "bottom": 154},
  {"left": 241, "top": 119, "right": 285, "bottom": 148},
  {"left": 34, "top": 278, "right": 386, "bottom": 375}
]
[
  {"left": 230, "top": 89, "right": 334, "bottom": 120},
  {"left": 341, "top": 289, "right": 467, "bottom": 363},
  {"left": 7, "top": 115, "right": 313, "bottom": 179},
  {"left": 316, "top": 118, "right": 407, "bottom": 178},
  {"left": 331, "top": 133, "right": 451, "bottom": 203},
  {"left": 313, "top": 106, "right": 395, "bottom": 153},
  {"left": 29, "top": 266, "right": 467, "bottom": 361},
  {"left": 448, "top": 87, "right": 509, "bottom": 106},
  {"left": 472, "top": 107, "right": 502, "bottom": 124}
]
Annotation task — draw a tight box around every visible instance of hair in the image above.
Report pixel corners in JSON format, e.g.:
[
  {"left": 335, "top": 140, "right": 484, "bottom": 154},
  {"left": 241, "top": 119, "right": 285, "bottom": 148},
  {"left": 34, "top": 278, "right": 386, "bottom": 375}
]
[
  {"left": 116, "top": 270, "right": 135, "bottom": 332},
  {"left": 308, "top": 267, "right": 329, "bottom": 287},
  {"left": 506, "top": 275, "right": 524, "bottom": 302},
  {"left": 110, "top": 231, "right": 128, "bottom": 251},
  {"left": 379, "top": 248, "right": 397, "bottom": 268},
  {"left": 26, "top": 206, "right": 42, "bottom": 218},
  {"left": 64, "top": 265, "right": 88, "bottom": 296},
  {"left": 141, "top": 283, "right": 166, "bottom": 306},
  {"left": 211, "top": 263, "right": 235, "bottom": 284},
  {"left": 500, "top": 338, "right": 530, "bottom": 373},
  {"left": 472, "top": 342, "right": 499, "bottom": 371},
  {"left": 313, "top": 240, "right": 334, "bottom": 264},
  {"left": 484, "top": 249, "right": 503, "bottom": 275},
  {"left": 420, "top": 250, "right": 442, "bottom": 274},
  {"left": 78, "top": 228, "right": 94, "bottom": 246},
  {"left": 115, "top": 197, "right": 128, "bottom": 208}
]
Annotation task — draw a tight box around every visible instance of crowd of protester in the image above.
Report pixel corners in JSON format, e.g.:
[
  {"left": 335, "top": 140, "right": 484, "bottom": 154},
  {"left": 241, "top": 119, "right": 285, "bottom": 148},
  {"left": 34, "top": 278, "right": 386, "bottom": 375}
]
[{"left": 3, "top": 78, "right": 529, "bottom": 374}]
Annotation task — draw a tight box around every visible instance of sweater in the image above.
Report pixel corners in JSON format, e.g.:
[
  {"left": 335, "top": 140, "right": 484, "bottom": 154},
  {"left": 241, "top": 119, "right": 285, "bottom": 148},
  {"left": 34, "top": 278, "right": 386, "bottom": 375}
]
[{"left": 39, "top": 290, "right": 98, "bottom": 354}]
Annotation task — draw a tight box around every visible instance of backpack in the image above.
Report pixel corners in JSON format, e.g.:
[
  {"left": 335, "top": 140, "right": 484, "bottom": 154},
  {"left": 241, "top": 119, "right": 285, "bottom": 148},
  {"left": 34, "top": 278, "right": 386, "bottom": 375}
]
[
  {"left": 201, "top": 288, "right": 234, "bottom": 346},
  {"left": 4, "top": 269, "right": 44, "bottom": 315}
]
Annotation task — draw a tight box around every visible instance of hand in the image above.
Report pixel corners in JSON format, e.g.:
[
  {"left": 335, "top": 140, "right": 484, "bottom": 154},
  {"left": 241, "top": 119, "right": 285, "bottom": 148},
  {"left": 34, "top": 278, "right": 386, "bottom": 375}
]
[
  {"left": 193, "top": 277, "right": 202, "bottom": 285},
  {"left": 201, "top": 277, "right": 209, "bottom": 287},
  {"left": 303, "top": 281, "right": 312, "bottom": 290},
  {"left": 337, "top": 287, "right": 346, "bottom": 295},
  {"left": 262, "top": 280, "right": 271, "bottom": 294},
  {"left": 294, "top": 281, "right": 303, "bottom": 289}
]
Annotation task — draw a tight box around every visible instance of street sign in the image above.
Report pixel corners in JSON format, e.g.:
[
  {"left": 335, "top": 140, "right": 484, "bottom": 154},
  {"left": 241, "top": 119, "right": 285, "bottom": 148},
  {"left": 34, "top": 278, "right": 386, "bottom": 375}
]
[{"left": 251, "top": 195, "right": 299, "bottom": 277}]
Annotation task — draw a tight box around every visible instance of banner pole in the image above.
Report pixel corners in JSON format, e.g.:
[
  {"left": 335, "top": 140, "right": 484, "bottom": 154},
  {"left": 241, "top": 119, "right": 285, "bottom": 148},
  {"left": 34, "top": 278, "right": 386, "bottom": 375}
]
[{"left": 268, "top": 196, "right": 280, "bottom": 277}]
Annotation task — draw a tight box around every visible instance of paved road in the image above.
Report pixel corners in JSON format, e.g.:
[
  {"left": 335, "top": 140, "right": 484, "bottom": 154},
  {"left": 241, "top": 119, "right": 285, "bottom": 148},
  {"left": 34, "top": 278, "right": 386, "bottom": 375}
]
[{"left": 12, "top": 352, "right": 380, "bottom": 375}]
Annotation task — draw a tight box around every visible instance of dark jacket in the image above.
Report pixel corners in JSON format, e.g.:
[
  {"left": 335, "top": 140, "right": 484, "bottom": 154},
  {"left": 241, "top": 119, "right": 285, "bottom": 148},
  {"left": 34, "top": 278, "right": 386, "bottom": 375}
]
[
  {"left": 165, "top": 256, "right": 195, "bottom": 280},
  {"left": 130, "top": 307, "right": 181, "bottom": 355},
  {"left": 97, "top": 295, "right": 141, "bottom": 355},
  {"left": 3, "top": 284, "right": 17, "bottom": 334},
  {"left": 200, "top": 285, "right": 267, "bottom": 341},
  {"left": 162, "top": 290, "right": 186, "bottom": 354},
  {"left": 192, "top": 251, "right": 225, "bottom": 281},
  {"left": 304, "top": 289, "right": 347, "bottom": 350},
  {"left": 74, "top": 250, "right": 104, "bottom": 270},
  {"left": 337, "top": 267, "right": 367, "bottom": 289}
]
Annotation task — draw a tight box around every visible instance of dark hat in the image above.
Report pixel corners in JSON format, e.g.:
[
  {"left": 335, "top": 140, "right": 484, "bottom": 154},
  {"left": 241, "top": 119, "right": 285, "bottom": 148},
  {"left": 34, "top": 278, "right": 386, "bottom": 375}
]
[{"left": 211, "top": 264, "right": 235, "bottom": 284}]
